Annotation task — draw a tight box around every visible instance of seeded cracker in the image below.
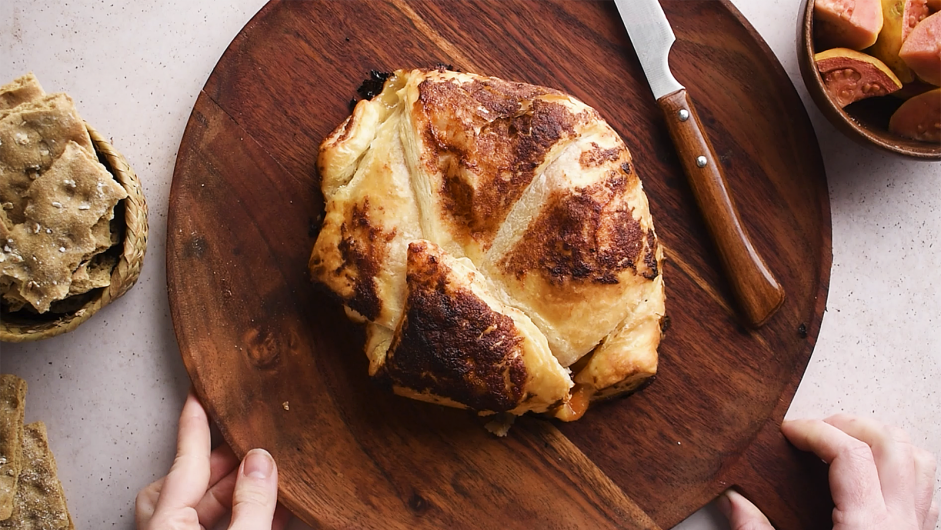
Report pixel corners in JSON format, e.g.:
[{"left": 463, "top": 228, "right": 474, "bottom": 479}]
[
  {"left": 68, "top": 253, "right": 117, "bottom": 296},
  {"left": 0, "top": 93, "right": 95, "bottom": 224},
  {"left": 0, "top": 374, "right": 27, "bottom": 520},
  {"left": 84, "top": 214, "right": 118, "bottom": 260},
  {"left": 0, "top": 74, "right": 45, "bottom": 111},
  {"left": 0, "top": 141, "right": 127, "bottom": 313},
  {"left": 0, "top": 422, "right": 73, "bottom": 530}
]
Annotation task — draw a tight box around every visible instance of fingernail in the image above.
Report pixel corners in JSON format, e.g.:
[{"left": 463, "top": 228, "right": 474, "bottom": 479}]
[
  {"left": 242, "top": 449, "right": 274, "bottom": 479},
  {"left": 716, "top": 491, "right": 733, "bottom": 518}
]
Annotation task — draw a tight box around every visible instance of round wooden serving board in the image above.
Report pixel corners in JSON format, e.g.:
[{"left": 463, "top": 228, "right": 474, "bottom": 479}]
[{"left": 167, "top": 1, "right": 833, "bottom": 528}]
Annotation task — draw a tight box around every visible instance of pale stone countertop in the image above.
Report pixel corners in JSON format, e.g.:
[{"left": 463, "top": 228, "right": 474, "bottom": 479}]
[{"left": 1, "top": 1, "right": 938, "bottom": 529}]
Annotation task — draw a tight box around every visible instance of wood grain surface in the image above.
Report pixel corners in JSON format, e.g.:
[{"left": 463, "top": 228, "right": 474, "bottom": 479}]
[{"left": 166, "top": 1, "right": 833, "bottom": 528}]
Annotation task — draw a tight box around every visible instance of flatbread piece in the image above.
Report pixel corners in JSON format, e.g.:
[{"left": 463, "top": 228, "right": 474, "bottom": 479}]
[
  {"left": 0, "top": 74, "right": 45, "bottom": 111},
  {"left": 0, "top": 140, "right": 127, "bottom": 312},
  {"left": 0, "top": 375, "right": 27, "bottom": 520},
  {"left": 0, "top": 422, "right": 73, "bottom": 530},
  {"left": 0, "top": 93, "right": 95, "bottom": 224}
]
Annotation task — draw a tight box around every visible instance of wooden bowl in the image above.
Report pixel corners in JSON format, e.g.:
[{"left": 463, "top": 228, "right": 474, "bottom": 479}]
[
  {"left": 797, "top": 0, "right": 941, "bottom": 160},
  {"left": 0, "top": 124, "right": 149, "bottom": 342}
]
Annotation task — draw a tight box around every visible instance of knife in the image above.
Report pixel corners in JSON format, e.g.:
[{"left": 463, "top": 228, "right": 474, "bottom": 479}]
[{"left": 613, "top": 0, "right": 785, "bottom": 328}]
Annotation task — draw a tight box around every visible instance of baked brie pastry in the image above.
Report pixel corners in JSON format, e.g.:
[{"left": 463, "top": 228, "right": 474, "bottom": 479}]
[{"left": 310, "top": 68, "right": 665, "bottom": 421}]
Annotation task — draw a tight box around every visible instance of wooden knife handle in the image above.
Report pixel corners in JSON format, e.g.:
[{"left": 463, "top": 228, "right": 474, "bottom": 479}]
[{"left": 658, "top": 89, "right": 784, "bottom": 327}]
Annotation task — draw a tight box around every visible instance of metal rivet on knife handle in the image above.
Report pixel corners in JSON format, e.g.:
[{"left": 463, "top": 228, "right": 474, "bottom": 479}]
[
  {"left": 678, "top": 109, "right": 690, "bottom": 122},
  {"left": 696, "top": 156, "right": 707, "bottom": 168}
]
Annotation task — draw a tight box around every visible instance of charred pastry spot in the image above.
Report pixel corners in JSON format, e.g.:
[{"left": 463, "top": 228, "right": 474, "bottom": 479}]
[
  {"left": 332, "top": 199, "right": 396, "bottom": 321},
  {"left": 441, "top": 171, "right": 476, "bottom": 227},
  {"left": 384, "top": 244, "right": 529, "bottom": 412},
  {"left": 605, "top": 172, "right": 628, "bottom": 193},
  {"left": 369, "top": 365, "right": 394, "bottom": 390},
  {"left": 579, "top": 143, "right": 623, "bottom": 168},
  {"left": 642, "top": 229, "right": 659, "bottom": 280},
  {"left": 333, "top": 115, "right": 356, "bottom": 144},
  {"left": 600, "top": 374, "right": 657, "bottom": 401},
  {"left": 659, "top": 314, "right": 671, "bottom": 333},
  {"left": 547, "top": 398, "right": 566, "bottom": 412},
  {"left": 356, "top": 70, "right": 392, "bottom": 100},
  {"left": 500, "top": 172, "right": 647, "bottom": 285},
  {"left": 417, "top": 79, "right": 583, "bottom": 243}
]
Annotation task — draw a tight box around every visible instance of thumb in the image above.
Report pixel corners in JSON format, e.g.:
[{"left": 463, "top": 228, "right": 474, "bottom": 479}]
[
  {"left": 717, "top": 489, "right": 775, "bottom": 530},
  {"left": 228, "top": 449, "right": 279, "bottom": 530}
]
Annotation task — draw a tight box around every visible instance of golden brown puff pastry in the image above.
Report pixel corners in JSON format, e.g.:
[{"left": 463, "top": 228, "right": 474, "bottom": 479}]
[
  {"left": 310, "top": 68, "right": 665, "bottom": 421},
  {"left": 381, "top": 240, "right": 572, "bottom": 415}
]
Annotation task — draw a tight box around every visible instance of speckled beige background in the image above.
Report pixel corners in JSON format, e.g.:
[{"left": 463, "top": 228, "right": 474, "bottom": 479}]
[{"left": 1, "top": 1, "right": 938, "bottom": 529}]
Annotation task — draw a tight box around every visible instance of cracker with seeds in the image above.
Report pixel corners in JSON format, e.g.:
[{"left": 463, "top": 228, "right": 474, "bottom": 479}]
[
  {"left": 85, "top": 214, "right": 118, "bottom": 260},
  {"left": 0, "top": 374, "right": 27, "bottom": 521},
  {"left": 0, "top": 74, "right": 45, "bottom": 111},
  {"left": 0, "top": 422, "right": 73, "bottom": 530},
  {"left": 68, "top": 253, "right": 117, "bottom": 296},
  {"left": 0, "top": 93, "right": 95, "bottom": 224},
  {"left": 0, "top": 74, "right": 127, "bottom": 315},
  {"left": 0, "top": 140, "right": 127, "bottom": 312}
]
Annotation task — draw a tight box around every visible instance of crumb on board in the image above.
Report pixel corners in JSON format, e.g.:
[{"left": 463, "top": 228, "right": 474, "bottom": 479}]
[{"left": 483, "top": 413, "right": 515, "bottom": 437}]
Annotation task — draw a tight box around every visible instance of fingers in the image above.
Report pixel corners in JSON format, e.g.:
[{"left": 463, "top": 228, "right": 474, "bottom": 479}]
[
  {"left": 155, "top": 390, "right": 213, "bottom": 511},
  {"left": 195, "top": 467, "right": 238, "bottom": 528},
  {"left": 913, "top": 447, "right": 938, "bottom": 529},
  {"left": 209, "top": 444, "right": 240, "bottom": 486},
  {"left": 273, "top": 503, "right": 294, "bottom": 530},
  {"left": 716, "top": 489, "right": 774, "bottom": 530},
  {"left": 825, "top": 414, "right": 917, "bottom": 522},
  {"left": 190, "top": 443, "right": 241, "bottom": 528},
  {"left": 925, "top": 499, "right": 939, "bottom": 530},
  {"left": 197, "top": 467, "right": 292, "bottom": 530},
  {"left": 228, "top": 449, "right": 279, "bottom": 530},
  {"left": 781, "top": 418, "right": 885, "bottom": 526},
  {"left": 134, "top": 477, "right": 165, "bottom": 529}
]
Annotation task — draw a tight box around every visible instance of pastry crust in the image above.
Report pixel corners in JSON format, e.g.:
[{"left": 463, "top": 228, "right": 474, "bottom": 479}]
[
  {"left": 483, "top": 126, "right": 660, "bottom": 368},
  {"left": 310, "top": 86, "right": 421, "bottom": 334},
  {"left": 311, "top": 68, "right": 666, "bottom": 420},
  {"left": 381, "top": 240, "right": 572, "bottom": 415}
]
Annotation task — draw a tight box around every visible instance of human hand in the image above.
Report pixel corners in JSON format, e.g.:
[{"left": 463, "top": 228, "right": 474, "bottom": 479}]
[
  {"left": 135, "top": 390, "right": 291, "bottom": 530},
  {"left": 717, "top": 414, "right": 938, "bottom": 530}
]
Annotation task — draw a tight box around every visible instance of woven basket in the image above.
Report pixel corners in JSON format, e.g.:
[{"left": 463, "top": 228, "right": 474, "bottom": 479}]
[{"left": 0, "top": 124, "right": 148, "bottom": 342}]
